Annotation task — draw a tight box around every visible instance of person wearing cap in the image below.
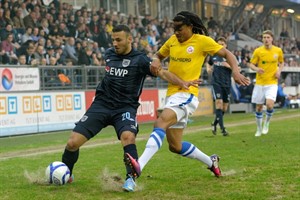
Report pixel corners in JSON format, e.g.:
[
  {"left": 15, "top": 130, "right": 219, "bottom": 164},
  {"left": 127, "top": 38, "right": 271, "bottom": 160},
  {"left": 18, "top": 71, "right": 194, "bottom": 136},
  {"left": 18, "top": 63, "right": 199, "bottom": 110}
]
[{"left": 247, "top": 30, "right": 284, "bottom": 137}]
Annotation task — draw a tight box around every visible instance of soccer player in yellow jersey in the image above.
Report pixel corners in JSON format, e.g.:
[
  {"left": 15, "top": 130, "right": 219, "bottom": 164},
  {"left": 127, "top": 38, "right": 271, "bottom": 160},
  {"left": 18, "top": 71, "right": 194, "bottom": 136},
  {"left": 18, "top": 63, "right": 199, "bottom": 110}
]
[
  {"left": 124, "top": 11, "right": 250, "bottom": 188},
  {"left": 248, "top": 30, "right": 284, "bottom": 137}
]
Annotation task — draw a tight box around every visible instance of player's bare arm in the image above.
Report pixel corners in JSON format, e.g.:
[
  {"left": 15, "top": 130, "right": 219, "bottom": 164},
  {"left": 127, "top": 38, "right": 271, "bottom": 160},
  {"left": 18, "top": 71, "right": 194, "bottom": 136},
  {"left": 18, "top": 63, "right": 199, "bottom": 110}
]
[
  {"left": 221, "top": 61, "right": 231, "bottom": 69},
  {"left": 150, "top": 53, "right": 165, "bottom": 76},
  {"left": 247, "top": 62, "right": 265, "bottom": 74},
  {"left": 206, "top": 62, "right": 213, "bottom": 75},
  {"left": 216, "top": 48, "right": 250, "bottom": 86},
  {"left": 275, "top": 62, "right": 284, "bottom": 79},
  {"left": 157, "top": 69, "right": 201, "bottom": 90}
]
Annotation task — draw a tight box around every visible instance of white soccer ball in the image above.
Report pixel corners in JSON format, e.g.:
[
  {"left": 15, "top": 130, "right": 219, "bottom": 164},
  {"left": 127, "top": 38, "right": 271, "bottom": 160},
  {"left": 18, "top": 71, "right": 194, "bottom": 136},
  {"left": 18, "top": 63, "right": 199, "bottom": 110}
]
[{"left": 45, "top": 161, "right": 70, "bottom": 185}]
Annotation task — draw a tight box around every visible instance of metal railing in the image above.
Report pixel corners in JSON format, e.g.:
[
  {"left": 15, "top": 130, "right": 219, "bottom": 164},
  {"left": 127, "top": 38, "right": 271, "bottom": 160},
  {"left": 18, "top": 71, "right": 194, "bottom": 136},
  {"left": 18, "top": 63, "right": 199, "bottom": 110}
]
[{"left": 33, "top": 65, "right": 168, "bottom": 90}]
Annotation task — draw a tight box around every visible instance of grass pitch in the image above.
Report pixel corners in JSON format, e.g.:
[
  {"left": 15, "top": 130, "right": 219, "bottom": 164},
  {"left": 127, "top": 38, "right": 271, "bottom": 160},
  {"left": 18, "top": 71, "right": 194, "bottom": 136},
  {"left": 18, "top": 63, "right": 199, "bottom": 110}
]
[{"left": 0, "top": 109, "right": 299, "bottom": 200}]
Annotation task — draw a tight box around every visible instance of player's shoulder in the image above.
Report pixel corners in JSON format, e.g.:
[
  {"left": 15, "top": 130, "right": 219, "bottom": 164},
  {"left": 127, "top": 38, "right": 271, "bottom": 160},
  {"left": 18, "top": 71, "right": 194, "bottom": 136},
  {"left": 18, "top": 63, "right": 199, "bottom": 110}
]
[{"left": 271, "top": 45, "right": 283, "bottom": 52}]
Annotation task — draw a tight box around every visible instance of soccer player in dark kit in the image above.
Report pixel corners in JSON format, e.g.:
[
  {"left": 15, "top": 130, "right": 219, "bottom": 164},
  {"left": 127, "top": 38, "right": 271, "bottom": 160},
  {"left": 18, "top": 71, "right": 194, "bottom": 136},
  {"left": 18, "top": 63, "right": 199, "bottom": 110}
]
[
  {"left": 61, "top": 24, "right": 200, "bottom": 192},
  {"left": 207, "top": 37, "right": 232, "bottom": 136}
]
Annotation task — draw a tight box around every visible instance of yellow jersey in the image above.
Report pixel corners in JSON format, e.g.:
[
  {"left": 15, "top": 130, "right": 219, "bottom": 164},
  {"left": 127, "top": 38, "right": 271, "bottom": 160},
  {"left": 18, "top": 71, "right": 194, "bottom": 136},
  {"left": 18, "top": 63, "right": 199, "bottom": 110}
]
[
  {"left": 159, "top": 34, "right": 222, "bottom": 97},
  {"left": 250, "top": 45, "right": 284, "bottom": 85}
]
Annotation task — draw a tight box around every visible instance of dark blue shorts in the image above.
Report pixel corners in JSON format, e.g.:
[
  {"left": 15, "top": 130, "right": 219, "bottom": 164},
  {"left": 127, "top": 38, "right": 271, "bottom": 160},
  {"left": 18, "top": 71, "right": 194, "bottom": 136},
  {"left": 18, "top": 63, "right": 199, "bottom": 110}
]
[
  {"left": 73, "top": 101, "right": 139, "bottom": 140},
  {"left": 212, "top": 85, "right": 231, "bottom": 103}
]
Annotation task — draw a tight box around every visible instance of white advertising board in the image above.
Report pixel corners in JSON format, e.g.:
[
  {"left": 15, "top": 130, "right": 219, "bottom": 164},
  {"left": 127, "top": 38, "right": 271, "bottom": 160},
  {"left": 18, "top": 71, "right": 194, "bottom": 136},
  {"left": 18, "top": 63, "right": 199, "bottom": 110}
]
[
  {"left": 0, "top": 67, "right": 40, "bottom": 92},
  {"left": 0, "top": 91, "right": 86, "bottom": 137}
]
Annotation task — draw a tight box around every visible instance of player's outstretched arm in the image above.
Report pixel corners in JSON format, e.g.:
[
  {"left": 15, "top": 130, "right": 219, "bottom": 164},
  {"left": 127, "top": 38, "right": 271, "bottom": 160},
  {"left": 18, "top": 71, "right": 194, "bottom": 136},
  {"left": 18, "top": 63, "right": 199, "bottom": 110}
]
[
  {"left": 216, "top": 48, "right": 250, "bottom": 86},
  {"left": 149, "top": 52, "right": 201, "bottom": 89},
  {"left": 157, "top": 69, "right": 201, "bottom": 90}
]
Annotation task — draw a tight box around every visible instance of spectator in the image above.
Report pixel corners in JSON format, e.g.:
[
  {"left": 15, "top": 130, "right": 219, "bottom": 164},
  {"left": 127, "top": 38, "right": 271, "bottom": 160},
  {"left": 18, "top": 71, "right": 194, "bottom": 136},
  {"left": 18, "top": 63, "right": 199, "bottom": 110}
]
[
  {"left": 207, "top": 16, "right": 218, "bottom": 30},
  {"left": 40, "top": 18, "right": 50, "bottom": 35},
  {"left": 0, "top": 9, "right": 6, "bottom": 29},
  {"left": 97, "top": 25, "right": 112, "bottom": 50},
  {"left": 58, "top": 69, "right": 71, "bottom": 86},
  {"left": 280, "top": 28, "right": 289, "bottom": 39},
  {"left": 23, "top": 11, "right": 37, "bottom": 28},
  {"left": 24, "top": 44, "right": 36, "bottom": 65},
  {"left": 54, "top": 46, "right": 64, "bottom": 65},
  {"left": 19, "top": 2, "right": 29, "bottom": 19},
  {"left": 0, "top": 33, "right": 18, "bottom": 64},
  {"left": 238, "top": 76, "right": 254, "bottom": 103},
  {"left": 0, "top": 24, "right": 18, "bottom": 42},
  {"left": 78, "top": 46, "right": 93, "bottom": 65},
  {"left": 31, "top": 26, "right": 40, "bottom": 42},
  {"left": 62, "top": 37, "right": 78, "bottom": 65},
  {"left": 33, "top": 45, "right": 45, "bottom": 63},
  {"left": 141, "top": 14, "right": 151, "bottom": 27},
  {"left": 67, "top": 14, "right": 77, "bottom": 37},
  {"left": 45, "top": 46, "right": 55, "bottom": 65},
  {"left": 276, "top": 82, "right": 290, "bottom": 108},
  {"left": 38, "top": 28, "right": 47, "bottom": 41},
  {"left": 89, "top": 14, "right": 100, "bottom": 41},
  {"left": 13, "top": 8, "right": 25, "bottom": 29},
  {"left": 17, "top": 54, "right": 27, "bottom": 65},
  {"left": 3, "top": 9, "right": 14, "bottom": 26},
  {"left": 57, "top": 23, "right": 70, "bottom": 39},
  {"left": 21, "top": 26, "right": 33, "bottom": 44}
]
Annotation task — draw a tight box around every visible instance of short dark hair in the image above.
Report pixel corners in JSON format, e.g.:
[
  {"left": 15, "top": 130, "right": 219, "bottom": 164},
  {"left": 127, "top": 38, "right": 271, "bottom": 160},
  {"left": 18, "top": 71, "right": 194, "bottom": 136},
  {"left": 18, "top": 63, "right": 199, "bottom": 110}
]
[{"left": 112, "top": 24, "right": 131, "bottom": 34}]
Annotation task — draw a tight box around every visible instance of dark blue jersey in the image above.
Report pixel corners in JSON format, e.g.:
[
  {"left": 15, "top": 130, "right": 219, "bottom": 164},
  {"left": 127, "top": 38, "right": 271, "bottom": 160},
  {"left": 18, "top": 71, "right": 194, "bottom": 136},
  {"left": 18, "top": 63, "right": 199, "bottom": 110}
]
[
  {"left": 94, "top": 47, "right": 153, "bottom": 109},
  {"left": 208, "top": 55, "right": 232, "bottom": 87}
]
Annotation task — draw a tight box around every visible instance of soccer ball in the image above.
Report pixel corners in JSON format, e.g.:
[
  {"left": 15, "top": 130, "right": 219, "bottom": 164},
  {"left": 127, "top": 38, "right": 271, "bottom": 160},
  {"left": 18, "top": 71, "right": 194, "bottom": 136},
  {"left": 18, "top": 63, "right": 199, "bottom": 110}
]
[{"left": 45, "top": 161, "right": 70, "bottom": 185}]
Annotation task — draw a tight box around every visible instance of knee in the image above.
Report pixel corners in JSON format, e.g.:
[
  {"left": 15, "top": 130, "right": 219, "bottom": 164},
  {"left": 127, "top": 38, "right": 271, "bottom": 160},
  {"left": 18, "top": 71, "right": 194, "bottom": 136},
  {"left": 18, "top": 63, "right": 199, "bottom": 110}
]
[
  {"left": 120, "top": 131, "right": 136, "bottom": 144},
  {"left": 66, "top": 139, "right": 80, "bottom": 151},
  {"left": 168, "top": 144, "right": 180, "bottom": 154}
]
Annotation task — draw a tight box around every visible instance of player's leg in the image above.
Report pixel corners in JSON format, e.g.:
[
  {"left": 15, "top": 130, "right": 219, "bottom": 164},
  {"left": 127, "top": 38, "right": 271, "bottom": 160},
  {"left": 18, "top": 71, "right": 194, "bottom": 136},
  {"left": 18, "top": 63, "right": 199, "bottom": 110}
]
[
  {"left": 138, "top": 93, "right": 194, "bottom": 172},
  {"left": 211, "top": 85, "right": 222, "bottom": 134},
  {"left": 62, "top": 107, "right": 106, "bottom": 181},
  {"left": 113, "top": 108, "right": 140, "bottom": 192},
  {"left": 62, "top": 132, "right": 88, "bottom": 179},
  {"left": 138, "top": 108, "right": 177, "bottom": 171},
  {"left": 120, "top": 130, "right": 139, "bottom": 192},
  {"left": 251, "top": 85, "right": 265, "bottom": 136},
  {"left": 166, "top": 128, "right": 221, "bottom": 177},
  {"left": 220, "top": 87, "right": 231, "bottom": 136},
  {"left": 262, "top": 85, "right": 277, "bottom": 134}
]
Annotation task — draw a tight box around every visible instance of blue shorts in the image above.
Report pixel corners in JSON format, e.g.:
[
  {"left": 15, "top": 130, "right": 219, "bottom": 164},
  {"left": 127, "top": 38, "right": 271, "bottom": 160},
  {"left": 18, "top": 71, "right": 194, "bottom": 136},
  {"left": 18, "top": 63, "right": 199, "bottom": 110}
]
[{"left": 73, "top": 101, "right": 139, "bottom": 140}]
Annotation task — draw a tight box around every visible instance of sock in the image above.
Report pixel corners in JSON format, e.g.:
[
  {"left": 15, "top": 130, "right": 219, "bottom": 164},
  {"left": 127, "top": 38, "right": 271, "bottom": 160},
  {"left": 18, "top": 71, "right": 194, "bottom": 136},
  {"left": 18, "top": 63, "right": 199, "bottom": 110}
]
[
  {"left": 216, "top": 109, "right": 224, "bottom": 130},
  {"left": 123, "top": 144, "right": 138, "bottom": 178},
  {"left": 62, "top": 148, "right": 79, "bottom": 176},
  {"left": 255, "top": 112, "right": 263, "bottom": 132},
  {"left": 179, "top": 141, "right": 212, "bottom": 167},
  {"left": 265, "top": 109, "right": 274, "bottom": 124},
  {"left": 213, "top": 109, "right": 220, "bottom": 126},
  {"left": 138, "top": 128, "right": 165, "bottom": 171}
]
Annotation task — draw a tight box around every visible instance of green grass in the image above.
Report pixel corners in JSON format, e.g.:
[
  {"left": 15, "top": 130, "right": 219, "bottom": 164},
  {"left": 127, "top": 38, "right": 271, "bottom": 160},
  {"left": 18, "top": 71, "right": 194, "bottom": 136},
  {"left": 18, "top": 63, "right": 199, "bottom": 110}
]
[{"left": 0, "top": 109, "right": 299, "bottom": 200}]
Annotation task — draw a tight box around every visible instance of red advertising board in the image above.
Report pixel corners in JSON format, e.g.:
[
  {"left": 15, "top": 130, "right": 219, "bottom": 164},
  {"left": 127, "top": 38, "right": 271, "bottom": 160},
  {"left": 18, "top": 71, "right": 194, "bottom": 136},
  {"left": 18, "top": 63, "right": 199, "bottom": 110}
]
[
  {"left": 85, "top": 91, "right": 95, "bottom": 110},
  {"left": 136, "top": 89, "right": 159, "bottom": 122},
  {"left": 84, "top": 89, "right": 159, "bottom": 123}
]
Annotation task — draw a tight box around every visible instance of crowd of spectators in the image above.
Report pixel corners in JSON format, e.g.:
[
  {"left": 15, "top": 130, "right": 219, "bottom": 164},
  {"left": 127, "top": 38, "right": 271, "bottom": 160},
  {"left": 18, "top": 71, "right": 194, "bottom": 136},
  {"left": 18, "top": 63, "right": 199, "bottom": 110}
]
[{"left": 0, "top": 0, "right": 299, "bottom": 94}]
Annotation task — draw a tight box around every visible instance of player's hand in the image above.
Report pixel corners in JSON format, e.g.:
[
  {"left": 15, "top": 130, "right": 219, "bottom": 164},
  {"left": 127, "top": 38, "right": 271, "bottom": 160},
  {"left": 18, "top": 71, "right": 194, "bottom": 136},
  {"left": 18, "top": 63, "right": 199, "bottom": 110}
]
[
  {"left": 232, "top": 71, "right": 250, "bottom": 86},
  {"left": 275, "top": 70, "right": 281, "bottom": 79},
  {"left": 150, "top": 59, "right": 162, "bottom": 76},
  {"left": 256, "top": 68, "right": 264, "bottom": 74},
  {"left": 181, "top": 79, "right": 202, "bottom": 90}
]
